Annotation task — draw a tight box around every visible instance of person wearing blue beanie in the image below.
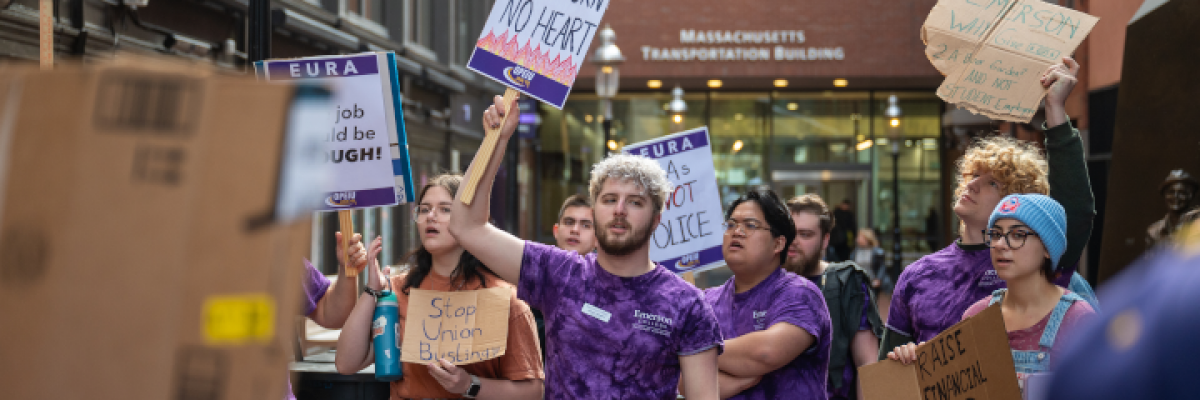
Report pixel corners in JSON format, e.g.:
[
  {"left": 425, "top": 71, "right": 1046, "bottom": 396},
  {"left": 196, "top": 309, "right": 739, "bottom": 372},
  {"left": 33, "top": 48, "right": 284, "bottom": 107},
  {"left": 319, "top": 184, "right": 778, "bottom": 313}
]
[{"left": 889, "top": 194, "right": 1097, "bottom": 398}]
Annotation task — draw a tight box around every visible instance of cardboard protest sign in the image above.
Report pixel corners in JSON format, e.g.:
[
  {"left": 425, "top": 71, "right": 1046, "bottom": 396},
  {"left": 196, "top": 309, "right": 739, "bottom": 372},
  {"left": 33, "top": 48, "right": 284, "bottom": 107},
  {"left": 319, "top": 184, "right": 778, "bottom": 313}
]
[
  {"left": 401, "top": 287, "right": 511, "bottom": 365},
  {"left": 623, "top": 127, "right": 725, "bottom": 274},
  {"left": 467, "top": 0, "right": 611, "bottom": 109},
  {"left": 860, "top": 304, "right": 1021, "bottom": 400},
  {"left": 256, "top": 52, "right": 416, "bottom": 209},
  {"left": 922, "top": 0, "right": 1098, "bottom": 122}
]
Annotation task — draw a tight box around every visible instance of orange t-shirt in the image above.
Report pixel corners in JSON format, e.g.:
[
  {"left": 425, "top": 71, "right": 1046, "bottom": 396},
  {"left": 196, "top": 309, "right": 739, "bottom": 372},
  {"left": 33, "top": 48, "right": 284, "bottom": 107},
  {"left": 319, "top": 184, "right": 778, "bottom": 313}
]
[{"left": 387, "top": 270, "right": 544, "bottom": 399}]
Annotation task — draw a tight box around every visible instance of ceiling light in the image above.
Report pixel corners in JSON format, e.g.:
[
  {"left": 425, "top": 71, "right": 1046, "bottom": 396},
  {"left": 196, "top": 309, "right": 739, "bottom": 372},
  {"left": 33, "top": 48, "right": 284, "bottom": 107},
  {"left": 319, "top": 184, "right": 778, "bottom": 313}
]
[
  {"left": 774, "top": 79, "right": 788, "bottom": 87},
  {"left": 707, "top": 80, "right": 723, "bottom": 88},
  {"left": 833, "top": 79, "right": 848, "bottom": 87},
  {"left": 647, "top": 80, "right": 663, "bottom": 89}
]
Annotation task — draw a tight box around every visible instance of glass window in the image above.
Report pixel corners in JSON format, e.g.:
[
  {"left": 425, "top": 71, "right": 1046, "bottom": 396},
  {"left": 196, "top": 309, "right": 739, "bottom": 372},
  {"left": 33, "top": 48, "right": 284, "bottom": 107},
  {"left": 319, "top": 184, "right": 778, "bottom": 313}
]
[
  {"left": 410, "top": 0, "right": 435, "bottom": 49},
  {"left": 709, "top": 93, "right": 770, "bottom": 208},
  {"left": 343, "top": 0, "right": 388, "bottom": 35},
  {"left": 455, "top": 0, "right": 492, "bottom": 65},
  {"left": 773, "top": 92, "right": 872, "bottom": 165},
  {"left": 871, "top": 92, "right": 944, "bottom": 266}
]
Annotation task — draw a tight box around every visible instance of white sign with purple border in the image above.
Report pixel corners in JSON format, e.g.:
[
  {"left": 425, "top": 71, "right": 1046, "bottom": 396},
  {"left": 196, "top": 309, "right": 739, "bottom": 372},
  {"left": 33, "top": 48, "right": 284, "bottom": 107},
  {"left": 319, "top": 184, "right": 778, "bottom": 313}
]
[
  {"left": 256, "top": 53, "right": 415, "bottom": 210},
  {"left": 623, "top": 127, "right": 725, "bottom": 274},
  {"left": 467, "top": 0, "right": 610, "bottom": 109}
]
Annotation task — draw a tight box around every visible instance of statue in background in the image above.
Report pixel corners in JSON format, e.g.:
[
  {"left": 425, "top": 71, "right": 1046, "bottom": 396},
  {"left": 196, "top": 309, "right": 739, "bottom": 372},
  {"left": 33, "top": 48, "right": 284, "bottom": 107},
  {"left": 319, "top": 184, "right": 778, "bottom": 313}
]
[{"left": 1147, "top": 169, "right": 1199, "bottom": 248}]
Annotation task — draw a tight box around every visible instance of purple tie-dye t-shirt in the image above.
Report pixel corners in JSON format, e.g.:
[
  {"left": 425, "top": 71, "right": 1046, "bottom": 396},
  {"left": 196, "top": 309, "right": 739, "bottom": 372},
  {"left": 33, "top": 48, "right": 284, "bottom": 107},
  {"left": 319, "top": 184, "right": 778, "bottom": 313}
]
[
  {"left": 519, "top": 242, "right": 724, "bottom": 399},
  {"left": 704, "top": 268, "right": 831, "bottom": 400},
  {"left": 887, "top": 243, "right": 1000, "bottom": 343}
]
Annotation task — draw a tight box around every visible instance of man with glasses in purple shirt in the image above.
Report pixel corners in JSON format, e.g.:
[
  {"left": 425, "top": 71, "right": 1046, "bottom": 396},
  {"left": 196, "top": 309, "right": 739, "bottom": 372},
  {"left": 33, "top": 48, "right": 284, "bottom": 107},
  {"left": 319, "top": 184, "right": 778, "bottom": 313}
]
[
  {"left": 449, "top": 95, "right": 724, "bottom": 399},
  {"left": 703, "top": 190, "right": 832, "bottom": 399}
]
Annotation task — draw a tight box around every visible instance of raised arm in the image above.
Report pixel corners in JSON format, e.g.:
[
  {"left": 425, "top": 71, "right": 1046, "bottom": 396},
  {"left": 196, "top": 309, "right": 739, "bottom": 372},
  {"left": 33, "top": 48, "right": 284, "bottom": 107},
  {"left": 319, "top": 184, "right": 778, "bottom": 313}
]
[
  {"left": 448, "top": 94, "right": 527, "bottom": 284},
  {"left": 309, "top": 232, "right": 366, "bottom": 329},
  {"left": 717, "top": 322, "right": 814, "bottom": 378},
  {"left": 1040, "top": 56, "right": 1095, "bottom": 272},
  {"left": 334, "top": 237, "right": 389, "bottom": 374}
]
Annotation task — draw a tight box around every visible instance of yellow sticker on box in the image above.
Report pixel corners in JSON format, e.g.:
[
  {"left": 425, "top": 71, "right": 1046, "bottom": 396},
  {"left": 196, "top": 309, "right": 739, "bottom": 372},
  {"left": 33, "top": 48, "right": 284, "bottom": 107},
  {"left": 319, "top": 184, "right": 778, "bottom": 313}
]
[{"left": 203, "top": 294, "right": 275, "bottom": 344}]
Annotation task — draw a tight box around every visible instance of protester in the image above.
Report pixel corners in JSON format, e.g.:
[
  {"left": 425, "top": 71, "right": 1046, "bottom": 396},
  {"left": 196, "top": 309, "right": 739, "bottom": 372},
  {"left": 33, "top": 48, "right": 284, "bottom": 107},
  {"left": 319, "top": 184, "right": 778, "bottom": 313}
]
[
  {"left": 702, "top": 189, "right": 830, "bottom": 399},
  {"left": 889, "top": 194, "right": 1096, "bottom": 397},
  {"left": 852, "top": 228, "right": 888, "bottom": 295},
  {"left": 534, "top": 193, "right": 598, "bottom": 358},
  {"left": 829, "top": 200, "right": 858, "bottom": 262},
  {"left": 447, "top": 95, "right": 723, "bottom": 399},
  {"left": 783, "top": 194, "right": 882, "bottom": 400},
  {"left": 335, "top": 174, "right": 545, "bottom": 400},
  {"left": 1045, "top": 222, "right": 1200, "bottom": 400},
  {"left": 879, "top": 57, "right": 1099, "bottom": 359},
  {"left": 290, "top": 233, "right": 367, "bottom": 400},
  {"left": 553, "top": 194, "right": 597, "bottom": 255}
]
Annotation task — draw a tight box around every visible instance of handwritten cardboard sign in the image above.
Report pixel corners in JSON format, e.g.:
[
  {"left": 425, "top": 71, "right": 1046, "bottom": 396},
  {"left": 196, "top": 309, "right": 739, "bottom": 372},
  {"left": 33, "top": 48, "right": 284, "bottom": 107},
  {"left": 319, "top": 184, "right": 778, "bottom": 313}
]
[
  {"left": 401, "top": 287, "right": 511, "bottom": 365},
  {"left": 622, "top": 127, "right": 725, "bottom": 274},
  {"left": 467, "top": 0, "right": 611, "bottom": 109},
  {"left": 256, "top": 52, "right": 416, "bottom": 209},
  {"left": 922, "top": 0, "right": 1098, "bottom": 122},
  {"left": 860, "top": 303, "right": 1021, "bottom": 400}
]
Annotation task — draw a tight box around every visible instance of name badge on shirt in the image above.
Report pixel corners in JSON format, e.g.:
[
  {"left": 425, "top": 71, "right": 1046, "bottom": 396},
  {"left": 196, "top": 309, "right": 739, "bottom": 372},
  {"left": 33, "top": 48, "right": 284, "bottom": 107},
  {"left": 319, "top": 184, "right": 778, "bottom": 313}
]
[{"left": 581, "top": 303, "right": 612, "bottom": 323}]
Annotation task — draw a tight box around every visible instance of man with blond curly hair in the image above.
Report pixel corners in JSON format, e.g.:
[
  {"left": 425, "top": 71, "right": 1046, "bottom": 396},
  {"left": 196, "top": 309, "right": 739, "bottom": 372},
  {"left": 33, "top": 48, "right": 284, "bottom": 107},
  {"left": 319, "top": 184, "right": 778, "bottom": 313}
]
[
  {"left": 878, "top": 57, "right": 1099, "bottom": 357},
  {"left": 450, "top": 95, "right": 723, "bottom": 400}
]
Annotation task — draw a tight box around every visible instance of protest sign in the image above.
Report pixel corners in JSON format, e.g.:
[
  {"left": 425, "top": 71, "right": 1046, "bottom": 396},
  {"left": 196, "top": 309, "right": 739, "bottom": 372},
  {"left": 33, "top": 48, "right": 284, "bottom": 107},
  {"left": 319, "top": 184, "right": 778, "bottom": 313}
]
[
  {"left": 623, "top": 127, "right": 725, "bottom": 274},
  {"left": 401, "top": 287, "right": 512, "bottom": 365},
  {"left": 860, "top": 303, "right": 1021, "bottom": 400},
  {"left": 257, "top": 52, "right": 416, "bottom": 209},
  {"left": 922, "top": 0, "right": 1098, "bottom": 122},
  {"left": 467, "top": 0, "right": 610, "bottom": 109},
  {"left": 460, "top": 0, "right": 612, "bottom": 204}
]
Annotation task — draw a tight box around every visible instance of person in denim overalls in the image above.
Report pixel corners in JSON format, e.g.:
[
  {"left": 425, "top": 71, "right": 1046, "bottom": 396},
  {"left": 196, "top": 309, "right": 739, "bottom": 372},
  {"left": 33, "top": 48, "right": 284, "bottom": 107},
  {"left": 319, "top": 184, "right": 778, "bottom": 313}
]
[{"left": 889, "top": 194, "right": 1097, "bottom": 398}]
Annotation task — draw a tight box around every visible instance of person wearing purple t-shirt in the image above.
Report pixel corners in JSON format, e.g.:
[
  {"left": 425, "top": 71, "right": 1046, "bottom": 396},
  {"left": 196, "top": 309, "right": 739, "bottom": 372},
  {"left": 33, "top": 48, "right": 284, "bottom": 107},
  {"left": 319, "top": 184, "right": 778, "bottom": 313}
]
[
  {"left": 448, "top": 95, "right": 723, "bottom": 399},
  {"left": 702, "top": 189, "right": 832, "bottom": 399},
  {"left": 783, "top": 194, "right": 882, "bottom": 400},
  {"left": 878, "top": 57, "right": 1100, "bottom": 358},
  {"left": 289, "top": 232, "right": 368, "bottom": 400}
]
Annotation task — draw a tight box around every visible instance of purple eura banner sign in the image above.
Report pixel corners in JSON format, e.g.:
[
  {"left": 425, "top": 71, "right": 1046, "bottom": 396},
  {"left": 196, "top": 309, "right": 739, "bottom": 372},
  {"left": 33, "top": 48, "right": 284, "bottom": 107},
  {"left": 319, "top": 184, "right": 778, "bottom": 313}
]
[
  {"left": 264, "top": 54, "right": 380, "bottom": 80},
  {"left": 467, "top": 47, "right": 572, "bottom": 109}
]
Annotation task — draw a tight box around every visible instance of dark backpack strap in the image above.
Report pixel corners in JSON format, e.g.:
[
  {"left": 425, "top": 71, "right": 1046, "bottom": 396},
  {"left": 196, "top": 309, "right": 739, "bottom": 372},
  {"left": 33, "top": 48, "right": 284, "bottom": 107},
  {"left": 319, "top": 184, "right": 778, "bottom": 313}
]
[{"left": 822, "top": 261, "right": 884, "bottom": 390}]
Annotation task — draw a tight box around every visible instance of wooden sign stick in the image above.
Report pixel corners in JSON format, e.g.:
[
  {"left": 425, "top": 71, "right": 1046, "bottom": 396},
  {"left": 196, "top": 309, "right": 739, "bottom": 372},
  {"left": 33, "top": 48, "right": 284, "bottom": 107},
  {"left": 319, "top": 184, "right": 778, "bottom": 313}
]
[
  {"left": 39, "top": 0, "right": 53, "bottom": 69},
  {"left": 460, "top": 88, "right": 519, "bottom": 205},
  {"left": 338, "top": 210, "right": 358, "bottom": 278}
]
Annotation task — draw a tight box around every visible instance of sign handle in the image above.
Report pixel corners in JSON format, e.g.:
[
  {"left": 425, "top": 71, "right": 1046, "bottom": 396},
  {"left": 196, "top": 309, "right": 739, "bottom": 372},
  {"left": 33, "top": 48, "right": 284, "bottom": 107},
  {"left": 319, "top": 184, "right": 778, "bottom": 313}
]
[
  {"left": 39, "top": 0, "right": 53, "bottom": 69},
  {"left": 460, "top": 87, "right": 519, "bottom": 205},
  {"left": 338, "top": 210, "right": 358, "bottom": 278}
]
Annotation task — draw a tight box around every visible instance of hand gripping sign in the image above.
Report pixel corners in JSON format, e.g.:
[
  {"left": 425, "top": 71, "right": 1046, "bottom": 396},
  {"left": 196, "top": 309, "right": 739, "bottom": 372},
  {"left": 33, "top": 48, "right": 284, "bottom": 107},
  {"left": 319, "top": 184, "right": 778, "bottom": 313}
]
[
  {"left": 460, "top": 0, "right": 611, "bottom": 204},
  {"left": 256, "top": 52, "right": 417, "bottom": 276},
  {"left": 623, "top": 127, "right": 725, "bottom": 274},
  {"left": 922, "top": 0, "right": 1098, "bottom": 122}
]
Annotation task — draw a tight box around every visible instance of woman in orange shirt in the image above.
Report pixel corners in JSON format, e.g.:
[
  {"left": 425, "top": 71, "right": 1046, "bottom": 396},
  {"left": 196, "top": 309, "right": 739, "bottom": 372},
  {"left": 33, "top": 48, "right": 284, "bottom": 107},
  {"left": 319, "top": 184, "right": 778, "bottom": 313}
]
[{"left": 336, "top": 174, "right": 545, "bottom": 399}]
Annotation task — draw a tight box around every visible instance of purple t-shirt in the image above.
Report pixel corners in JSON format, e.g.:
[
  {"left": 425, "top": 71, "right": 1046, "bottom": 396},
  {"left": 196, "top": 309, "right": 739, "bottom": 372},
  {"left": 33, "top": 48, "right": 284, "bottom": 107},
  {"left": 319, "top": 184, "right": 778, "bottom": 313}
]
[
  {"left": 887, "top": 241, "right": 1074, "bottom": 343},
  {"left": 302, "top": 258, "right": 331, "bottom": 316},
  {"left": 704, "top": 268, "right": 831, "bottom": 400},
  {"left": 519, "top": 242, "right": 724, "bottom": 399}
]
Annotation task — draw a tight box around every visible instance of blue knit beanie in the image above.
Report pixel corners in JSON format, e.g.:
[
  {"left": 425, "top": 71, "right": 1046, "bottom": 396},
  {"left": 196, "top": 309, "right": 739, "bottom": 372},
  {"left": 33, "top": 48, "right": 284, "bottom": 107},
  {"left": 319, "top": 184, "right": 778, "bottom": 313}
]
[{"left": 987, "top": 194, "right": 1067, "bottom": 270}]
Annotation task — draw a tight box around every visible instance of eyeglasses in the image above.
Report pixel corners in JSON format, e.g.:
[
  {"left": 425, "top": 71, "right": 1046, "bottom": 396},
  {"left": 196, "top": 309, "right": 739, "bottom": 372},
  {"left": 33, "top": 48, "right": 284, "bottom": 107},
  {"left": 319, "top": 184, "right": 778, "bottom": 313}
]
[
  {"left": 413, "top": 205, "right": 452, "bottom": 220},
  {"left": 723, "top": 219, "right": 772, "bottom": 235},
  {"left": 984, "top": 229, "right": 1038, "bottom": 249}
]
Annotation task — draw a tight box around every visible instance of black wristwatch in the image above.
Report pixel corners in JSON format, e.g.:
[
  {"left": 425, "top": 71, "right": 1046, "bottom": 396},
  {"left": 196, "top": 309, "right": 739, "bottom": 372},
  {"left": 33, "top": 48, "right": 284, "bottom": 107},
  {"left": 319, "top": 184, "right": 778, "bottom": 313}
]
[
  {"left": 463, "top": 375, "right": 481, "bottom": 398},
  {"left": 363, "top": 286, "right": 386, "bottom": 298}
]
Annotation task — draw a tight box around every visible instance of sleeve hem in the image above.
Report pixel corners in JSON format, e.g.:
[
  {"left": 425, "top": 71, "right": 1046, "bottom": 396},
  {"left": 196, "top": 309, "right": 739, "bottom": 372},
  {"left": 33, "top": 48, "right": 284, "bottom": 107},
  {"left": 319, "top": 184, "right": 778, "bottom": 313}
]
[{"left": 678, "top": 342, "right": 723, "bottom": 356}]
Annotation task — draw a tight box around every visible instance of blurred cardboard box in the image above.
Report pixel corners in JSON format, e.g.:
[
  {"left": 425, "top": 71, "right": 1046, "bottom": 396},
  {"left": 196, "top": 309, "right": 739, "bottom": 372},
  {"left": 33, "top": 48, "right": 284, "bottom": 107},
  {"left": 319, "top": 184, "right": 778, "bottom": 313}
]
[
  {"left": 860, "top": 304, "right": 1022, "bottom": 400},
  {"left": 0, "top": 57, "right": 311, "bottom": 400}
]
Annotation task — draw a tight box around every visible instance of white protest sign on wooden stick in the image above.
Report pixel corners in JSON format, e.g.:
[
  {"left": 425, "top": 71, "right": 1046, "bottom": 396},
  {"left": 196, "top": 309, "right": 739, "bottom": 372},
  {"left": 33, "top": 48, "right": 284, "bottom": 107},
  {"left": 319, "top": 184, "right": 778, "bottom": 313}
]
[
  {"left": 922, "top": 0, "right": 1098, "bottom": 122},
  {"left": 460, "top": 0, "right": 612, "bottom": 204}
]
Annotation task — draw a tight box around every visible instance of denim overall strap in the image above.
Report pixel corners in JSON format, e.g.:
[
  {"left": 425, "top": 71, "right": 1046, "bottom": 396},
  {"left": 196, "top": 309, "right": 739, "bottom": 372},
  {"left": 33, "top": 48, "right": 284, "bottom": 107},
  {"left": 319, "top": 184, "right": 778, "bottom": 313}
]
[
  {"left": 1038, "top": 291, "right": 1084, "bottom": 348},
  {"left": 988, "top": 289, "right": 1008, "bottom": 306}
]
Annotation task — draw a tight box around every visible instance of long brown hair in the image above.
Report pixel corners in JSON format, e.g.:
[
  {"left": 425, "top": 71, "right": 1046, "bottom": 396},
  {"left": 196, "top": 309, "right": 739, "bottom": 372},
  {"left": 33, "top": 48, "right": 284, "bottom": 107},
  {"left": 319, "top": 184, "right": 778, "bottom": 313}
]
[{"left": 400, "top": 174, "right": 494, "bottom": 294}]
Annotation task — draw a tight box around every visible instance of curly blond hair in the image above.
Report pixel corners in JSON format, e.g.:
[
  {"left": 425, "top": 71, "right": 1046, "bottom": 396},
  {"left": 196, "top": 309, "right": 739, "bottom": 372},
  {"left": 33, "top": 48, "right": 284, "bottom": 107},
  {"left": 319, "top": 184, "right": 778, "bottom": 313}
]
[
  {"left": 954, "top": 135, "right": 1049, "bottom": 202},
  {"left": 588, "top": 154, "right": 673, "bottom": 214}
]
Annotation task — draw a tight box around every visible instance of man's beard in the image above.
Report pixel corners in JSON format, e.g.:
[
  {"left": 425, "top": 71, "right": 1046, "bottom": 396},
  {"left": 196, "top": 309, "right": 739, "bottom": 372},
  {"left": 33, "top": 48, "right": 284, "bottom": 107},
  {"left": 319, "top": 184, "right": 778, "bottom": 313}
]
[
  {"left": 784, "top": 245, "right": 823, "bottom": 276},
  {"left": 596, "top": 217, "right": 654, "bottom": 256}
]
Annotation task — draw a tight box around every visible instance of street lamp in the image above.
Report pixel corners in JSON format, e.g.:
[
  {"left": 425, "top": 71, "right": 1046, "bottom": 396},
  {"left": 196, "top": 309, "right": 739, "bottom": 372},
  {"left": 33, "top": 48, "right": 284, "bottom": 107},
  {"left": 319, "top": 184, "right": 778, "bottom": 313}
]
[
  {"left": 668, "top": 86, "right": 688, "bottom": 133},
  {"left": 592, "top": 25, "right": 624, "bottom": 155},
  {"left": 885, "top": 94, "right": 903, "bottom": 277}
]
